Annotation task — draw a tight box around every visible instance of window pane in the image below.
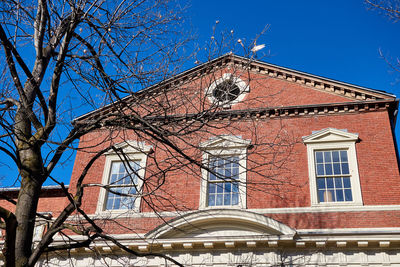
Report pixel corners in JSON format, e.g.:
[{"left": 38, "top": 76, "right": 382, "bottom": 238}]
[
  {"left": 316, "top": 151, "right": 324, "bottom": 163},
  {"left": 328, "top": 190, "right": 335, "bottom": 201},
  {"left": 224, "top": 182, "right": 231, "bottom": 193},
  {"left": 232, "top": 193, "right": 239, "bottom": 205},
  {"left": 318, "top": 190, "right": 325, "bottom": 202},
  {"left": 232, "top": 167, "right": 239, "bottom": 180},
  {"left": 118, "top": 162, "right": 125, "bottom": 173},
  {"left": 340, "top": 150, "right": 348, "bottom": 162},
  {"left": 326, "top": 178, "right": 334, "bottom": 188},
  {"left": 106, "top": 196, "right": 114, "bottom": 210},
  {"left": 334, "top": 178, "right": 342, "bottom": 188},
  {"left": 128, "top": 185, "right": 137, "bottom": 195},
  {"left": 224, "top": 194, "right": 231, "bottom": 205},
  {"left": 343, "top": 177, "right": 351, "bottom": 188},
  {"left": 216, "top": 183, "right": 223, "bottom": 193},
  {"left": 342, "top": 163, "right": 349, "bottom": 175},
  {"left": 333, "top": 163, "right": 341, "bottom": 175},
  {"left": 325, "top": 164, "right": 333, "bottom": 175},
  {"left": 317, "top": 178, "right": 325, "bottom": 189},
  {"left": 324, "top": 151, "right": 332, "bottom": 163},
  {"left": 332, "top": 151, "right": 340, "bottom": 162},
  {"left": 209, "top": 173, "right": 216, "bottom": 181},
  {"left": 208, "top": 194, "right": 215, "bottom": 206},
  {"left": 336, "top": 190, "right": 344, "bottom": 201},
  {"left": 216, "top": 167, "right": 224, "bottom": 178},
  {"left": 216, "top": 194, "right": 223, "bottom": 205},
  {"left": 345, "top": 189, "right": 353, "bottom": 201},
  {"left": 110, "top": 174, "right": 118, "bottom": 184},
  {"left": 232, "top": 182, "right": 239, "bottom": 193},
  {"left": 114, "top": 198, "right": 121, "bottom": 209},
  {"left": 317, "top": 164, "right": 325, "bottom": 176},
  {"left": 208, "top": 183, "right": 216, "bottom": 193}
]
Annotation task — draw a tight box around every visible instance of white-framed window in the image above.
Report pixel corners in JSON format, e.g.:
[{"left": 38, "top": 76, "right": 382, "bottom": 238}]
[
  {"left": 97, "top": 141, "right": 152, "bottom": 213},
  {"left": 206, "top": 73, "right": 249, "bottom": 107},
  {"left": 199, "top": 135, "right": 251, "bottom": 209},
  {"left": 303, "top": 128, "right": 363, "bottom": 206},
  {"left": 104, "top": 161, "right": 140, "bottom": 210}
]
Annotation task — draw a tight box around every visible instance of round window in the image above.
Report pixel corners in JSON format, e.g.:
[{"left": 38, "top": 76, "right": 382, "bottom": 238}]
[
  {"left": 212, "top": 79, "right": 241, "bottom": 102},
  {"left": 206, "top": 74, "right": 249, "bottom": 106}
]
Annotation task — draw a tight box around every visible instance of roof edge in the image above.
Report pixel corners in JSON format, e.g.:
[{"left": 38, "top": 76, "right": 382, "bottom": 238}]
[{"left": 73, "top": 53, "right": 396, "bottom": 123}]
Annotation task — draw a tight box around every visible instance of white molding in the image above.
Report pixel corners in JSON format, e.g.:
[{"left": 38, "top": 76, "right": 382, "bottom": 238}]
[
  {"left": 205, "top": 73, "right": 249, "bottom": 106},
  {"left": 249, "top": 204, "right": 399, "bottom": 213},
  {"left": 297, "top": 227, "right": 400, "bottom": 235},
  {"left": 200, "top": 135, "right": 251, "bottom": 149},
  {"left": 41, "top": 226, "right": 400, "bottom": 245},
  {"left": 199, "top": 135, "right": 250, "bottom": 209},
  {"left": 96, "top": 141, "right": 152, "bottom": 214},
  {"left": 86, "top": 204, "right": 400, "bottom": 219},
  {"left": 303, "top": 128, "right": 363, "bottom": 206},
  {"left": 145, "top": 209, "right": 297, "bottom": 239},
  {"left": 104, "top": 140, "right": 153, "bottom": 155},
  {"left": 303, "top": 128, "right": 358, "bottom": 144}
]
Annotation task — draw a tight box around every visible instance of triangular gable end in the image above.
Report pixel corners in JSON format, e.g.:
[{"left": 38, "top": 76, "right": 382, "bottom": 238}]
[
  {"left": 302, "top": 128, "right": 359, "bottom": 144},
  {"left": 73, "top": 54, "right": 396, "bottom": 124},
  {"left": 104, "top": 140, "right": 153, "bottom": 155}
]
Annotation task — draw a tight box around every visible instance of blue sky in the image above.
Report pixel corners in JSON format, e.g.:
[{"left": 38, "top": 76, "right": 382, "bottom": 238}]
[
  {"left": 2, "top": 1, "right": 400, "bottom": 187},
  {"left": 188, "top": 1, "right": 400, "bottom": 94}
]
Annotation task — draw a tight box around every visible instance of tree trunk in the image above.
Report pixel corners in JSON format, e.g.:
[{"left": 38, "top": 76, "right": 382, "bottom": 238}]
[
  {"left": 14, "top": 107, "right": 45, "bottom": 266},
  {"left": 14, "top": 170, "right": 42, "bottom": 267}
]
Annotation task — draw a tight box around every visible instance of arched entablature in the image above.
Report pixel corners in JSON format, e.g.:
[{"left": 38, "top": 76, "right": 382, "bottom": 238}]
[{"left": 145, "top": 209, "right": 296, "bottom": 239}]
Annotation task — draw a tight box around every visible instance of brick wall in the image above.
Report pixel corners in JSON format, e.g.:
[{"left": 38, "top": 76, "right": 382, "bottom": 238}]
[{"left": 66, "top": 108, "right": 400, "bottom": 232}]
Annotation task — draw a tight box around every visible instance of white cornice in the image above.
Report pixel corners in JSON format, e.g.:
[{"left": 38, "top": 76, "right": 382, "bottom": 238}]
[{"left": 88, "top": 204, "right": 400, "bottom": 220}]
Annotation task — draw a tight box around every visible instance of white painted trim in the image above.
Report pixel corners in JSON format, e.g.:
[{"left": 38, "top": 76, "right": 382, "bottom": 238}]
[
  {"left": 248, "top": 204, "right": 399, "bottom": 213},
  {"left": 297, "top": 227, "right": 400, "bottom": 235},
  {"left": 304, "top": 129, "right": 363, "bottom": 206},
  {"left": 205, "top": 73, "right": 249, "bottom": 106},
  {"left": 96, "top": 141, "right": 152, "bottom": 214},
  {"left": 303, "top": 128, "right": 359, "bottom": 144},
  {"left": 87, "top": 204, "right": 400, "bottom": 219},
  {"left": 199, "top": 136, "right": 250, "bottom": 209},
  {"left": 145, "top": 209, "right": 296, "bottom": 239},
  {"left": 200, "top": 134, "right": 251, "bottom": 148}
]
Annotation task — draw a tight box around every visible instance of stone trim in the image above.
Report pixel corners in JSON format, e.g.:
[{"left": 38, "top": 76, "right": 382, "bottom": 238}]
[{"left": 75, "top": 99, "right": 397, "bottom": 127}]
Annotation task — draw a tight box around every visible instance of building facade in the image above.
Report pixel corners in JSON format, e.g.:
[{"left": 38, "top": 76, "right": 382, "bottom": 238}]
[{"left": 11, "top": 54, "right": 400, "bottom": 266}]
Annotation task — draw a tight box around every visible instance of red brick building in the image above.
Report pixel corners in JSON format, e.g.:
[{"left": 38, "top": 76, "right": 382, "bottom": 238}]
[{"left": 12, "top": 54, "right": 400, "bottom": 266}]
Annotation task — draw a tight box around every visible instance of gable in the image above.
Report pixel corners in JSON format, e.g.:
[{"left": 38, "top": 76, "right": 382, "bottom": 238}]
[
  {"left": 73, "top": 54, "right": 396, "bottom": 124},
  {"left": 200, "top": 135, "right": 251, "bottom": 149},
  {"left": 302, "top": 128, "right": 359, "bottom": 144},
  {"left": 230, "top": 72, "right": 359, "bottom": 110}
]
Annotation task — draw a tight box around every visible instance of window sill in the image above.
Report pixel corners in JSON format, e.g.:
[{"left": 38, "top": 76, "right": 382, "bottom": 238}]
[
  {"left": 311, "top": 201, "right": 363, "bottom": 208},
  {"left": 95, "top": 209, "right": 140, "bottom": 217},
  {"left": 199, "top": 205, "right": 246, "bottom": 210}
]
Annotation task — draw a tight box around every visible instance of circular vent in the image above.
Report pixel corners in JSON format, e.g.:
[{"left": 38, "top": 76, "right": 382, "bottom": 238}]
[{"left": 212, "top": 80, "right": 241, "bottom": 102}]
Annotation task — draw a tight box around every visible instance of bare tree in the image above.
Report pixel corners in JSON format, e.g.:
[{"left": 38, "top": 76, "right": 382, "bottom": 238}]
[
  {"left": 366, "top": 0, "right": 400, "bottom": 21},
  {"left": 0, "top": 1, "right": 296, "bottom": 266},
  {"left": 365, "top": 0, "right": 400, "bottom": 75},
  {"left": 0, "top": 1, "right": 192, "bottom": 266}
]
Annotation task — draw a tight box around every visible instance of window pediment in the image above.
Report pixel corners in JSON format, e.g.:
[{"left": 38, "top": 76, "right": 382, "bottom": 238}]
[
  {"left": 104, "top": 140, "right": 153, "bottom": 155},
  {"left": 200, "top": 135, "right": 251, "bottom": 150},
  {"left": 303, "top": 128, "right": 358, "bottom": 144}
]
